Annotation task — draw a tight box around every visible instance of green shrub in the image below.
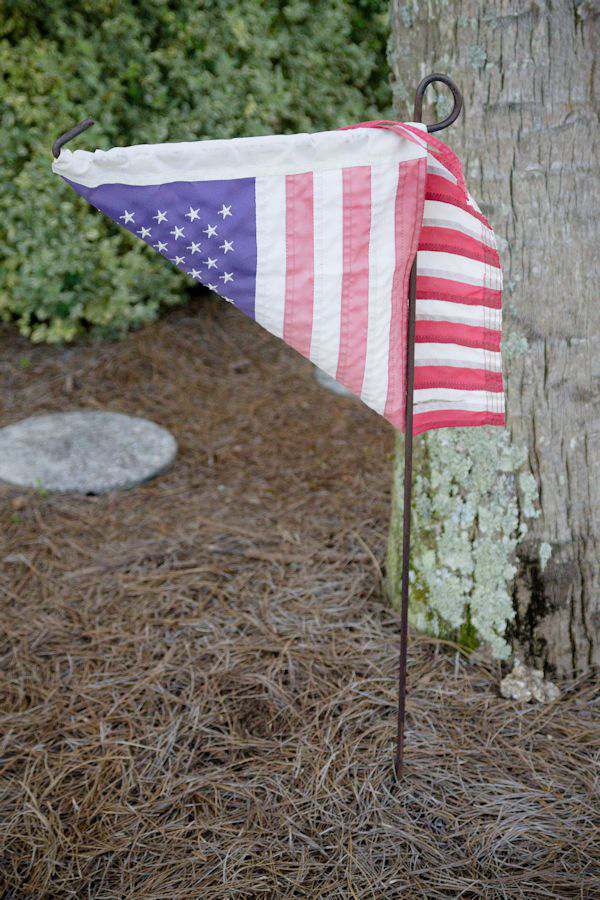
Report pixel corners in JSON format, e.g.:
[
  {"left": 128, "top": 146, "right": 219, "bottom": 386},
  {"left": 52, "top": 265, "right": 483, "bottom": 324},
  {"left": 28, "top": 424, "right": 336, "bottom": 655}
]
[{"left": 0, "top": 0, "right": 391, "bottom": 342}]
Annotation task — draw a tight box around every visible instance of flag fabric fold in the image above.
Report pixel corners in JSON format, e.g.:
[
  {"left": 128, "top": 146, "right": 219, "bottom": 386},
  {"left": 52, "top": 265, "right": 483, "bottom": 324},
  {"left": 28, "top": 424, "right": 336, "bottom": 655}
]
[{"left": 52, "top": 121, "right": 504, "bottom": 434}]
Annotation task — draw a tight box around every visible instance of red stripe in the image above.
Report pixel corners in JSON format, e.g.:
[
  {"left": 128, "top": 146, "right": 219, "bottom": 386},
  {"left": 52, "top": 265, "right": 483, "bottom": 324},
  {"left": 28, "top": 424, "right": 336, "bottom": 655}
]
[
  {"left": 419, "top": 226, "right": 499, "bottom": 267},
  {"left": 384, "top": 156, "right": 428, "bottom": 427},
  {"left": 416, "top": 275, "right": 502, "bottom": 309},
  {"left": 415, "top": 320, "right": 501, "bottom": 351},
  {"left": 425, "top": 175, "right": 491, "bottom": 226},
  {"left": 399, "top": 123, "right": 468, "bottom": 192},
  {"left": 283, "top": 172, "right": 314, "bottom": 358},
  {"left": 414, "top": 365, "right": 504, "bottom": 392},
  {"left": 335, "top": 166, "right": 371, "bottom": 394},
  {"left": 413, "top": 409, "right": 505, "bottom": 435}
]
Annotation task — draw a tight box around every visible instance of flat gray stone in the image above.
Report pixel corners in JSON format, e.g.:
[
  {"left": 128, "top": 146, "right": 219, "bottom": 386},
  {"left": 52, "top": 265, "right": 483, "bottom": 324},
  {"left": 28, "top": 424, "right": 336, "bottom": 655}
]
[{"left": 0, "top": 411, "right": 177, "bottom": 494}]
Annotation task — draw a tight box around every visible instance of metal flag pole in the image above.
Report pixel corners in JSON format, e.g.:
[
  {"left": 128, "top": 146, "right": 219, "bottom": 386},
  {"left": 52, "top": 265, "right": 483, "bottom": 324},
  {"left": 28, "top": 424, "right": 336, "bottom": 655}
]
[{"left": 394, "top": 74, "right": 463, "bottom": 779}]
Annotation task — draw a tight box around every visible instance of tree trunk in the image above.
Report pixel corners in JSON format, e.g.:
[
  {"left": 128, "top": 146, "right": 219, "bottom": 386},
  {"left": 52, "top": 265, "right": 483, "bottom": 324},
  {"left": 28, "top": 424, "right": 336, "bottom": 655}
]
[{"left": 387, "top": 0, "right": 599, "bottom": 676}]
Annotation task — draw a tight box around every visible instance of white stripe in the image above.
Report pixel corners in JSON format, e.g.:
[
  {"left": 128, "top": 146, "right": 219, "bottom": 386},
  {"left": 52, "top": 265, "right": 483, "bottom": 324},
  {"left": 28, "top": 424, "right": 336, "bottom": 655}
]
[
  {"left": 254, "top": 175, "right": 286, "bottom": 339},
  {"left": 360, "top": 163, "right": 398, "bottom": 413},
  {"left": 414, "top": 395, "right": 505, "bottom": 414},
  {"left": 416, "top": 298, "right": 502, "bottom": 330},
  {"left": 426, "top": 155, "right": 458, "bottom": 185},
  {"left": 52, "top": 127, "right": 427, "bottom": 188},
  {"left": 417, "top": 249, "right": 502, "bottom": 290},
  {"left": 414, "top": 388, "right": 503, "bottom": 407},
  {"left": 423, "top": 199, "right": 496, "bottom": 246},
  {"left": 415, "top": 342, "right": 502, "bottom": 371},
  {"left": 310, "top": 169, "right": 344, "bottom": 377}
]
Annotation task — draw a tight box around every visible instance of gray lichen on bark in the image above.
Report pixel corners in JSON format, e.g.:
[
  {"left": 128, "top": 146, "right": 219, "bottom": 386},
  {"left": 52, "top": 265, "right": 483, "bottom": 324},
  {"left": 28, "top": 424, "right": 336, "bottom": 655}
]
[{"left": 387, "top": 425, "right": 539, "bottom": 659}]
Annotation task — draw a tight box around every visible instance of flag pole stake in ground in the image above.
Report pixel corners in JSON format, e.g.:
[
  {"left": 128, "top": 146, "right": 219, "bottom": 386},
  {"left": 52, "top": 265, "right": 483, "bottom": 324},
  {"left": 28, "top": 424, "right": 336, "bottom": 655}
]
[{"left": 394, "top": 74, "right": 463, "bottom": 779}]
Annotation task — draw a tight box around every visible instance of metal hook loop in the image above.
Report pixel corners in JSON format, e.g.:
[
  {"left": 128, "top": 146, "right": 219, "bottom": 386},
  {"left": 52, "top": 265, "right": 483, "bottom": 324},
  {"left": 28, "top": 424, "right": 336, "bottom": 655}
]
[
  {"left": 413, "top": 73, "right": 463, "bottom": 132},
  {"left": 52, "top": 117, "right": 95, "bottom": 159}
]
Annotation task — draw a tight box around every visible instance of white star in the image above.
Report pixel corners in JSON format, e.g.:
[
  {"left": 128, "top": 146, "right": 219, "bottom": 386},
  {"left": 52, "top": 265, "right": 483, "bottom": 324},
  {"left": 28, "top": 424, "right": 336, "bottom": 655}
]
[
  {"left": 185, "top": 206, "right": 201, "bottom": 222},
  {"left": 204, "top": 257, "right": 217, "bottom": 269},
  {"left": 119, "top": 210, "right": 135, "bottom": 224},
  {"left": 219, "top": 240, "right": 234, "bottom": 254},
  {"left": 223, "top": 297, "right": 235, "bottom": 304},
  {"left": 203, "top": 224, "right": 217, "bottom": 238},
  {"left": 187, "top": 241, "right": 202, "bottom": 254},
  {"left": 137, "top": 226, "right": 152, "bottom": 238},
  {"left": 220, "top": 271, "right": 234, "bottom": 283},
  {"left": 218, "top": 204, "right": 232, "bottom": 219},
  {"left": 153, "top": 241, "right": 168, "bottom": 253},
  {"left": 171, "top": 255, "right": 185, "bottom": 266},
  {"left": 153, "top": 210, "right": 167, "bottom": 223},
  {"left": 190, "top": 269, "right": 202, "bottom": 279},
  {"left": 170, "top": 225, "right": 185, "bottom": 240},
  {"left": 207, "top": 283, "right": 218, "bottom": 291}
]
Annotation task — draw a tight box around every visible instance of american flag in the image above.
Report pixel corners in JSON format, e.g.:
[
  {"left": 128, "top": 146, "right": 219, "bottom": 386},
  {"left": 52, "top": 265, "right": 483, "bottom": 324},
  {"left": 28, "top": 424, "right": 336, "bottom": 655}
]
[{"left": 53, "top": 122, "right": 504, "bottom": 435}]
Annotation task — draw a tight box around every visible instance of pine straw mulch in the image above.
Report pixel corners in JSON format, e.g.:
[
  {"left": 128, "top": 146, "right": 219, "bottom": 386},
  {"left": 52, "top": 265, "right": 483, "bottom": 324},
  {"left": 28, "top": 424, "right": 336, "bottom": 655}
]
[{"left": 0, "top": 299, "right": 598, "bottom": 898}]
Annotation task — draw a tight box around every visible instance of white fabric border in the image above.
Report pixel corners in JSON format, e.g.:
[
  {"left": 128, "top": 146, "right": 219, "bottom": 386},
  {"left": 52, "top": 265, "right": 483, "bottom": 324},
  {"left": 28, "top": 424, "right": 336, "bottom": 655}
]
[{"left": 52, "top": 125, "right": 427, "bottom": 188}]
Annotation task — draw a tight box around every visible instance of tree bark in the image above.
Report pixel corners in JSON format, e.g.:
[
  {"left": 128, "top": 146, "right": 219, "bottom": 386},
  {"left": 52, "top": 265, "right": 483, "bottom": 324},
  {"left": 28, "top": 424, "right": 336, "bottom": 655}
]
[{"left": 388, "top": 0, "right": 599, "bottom": 676}]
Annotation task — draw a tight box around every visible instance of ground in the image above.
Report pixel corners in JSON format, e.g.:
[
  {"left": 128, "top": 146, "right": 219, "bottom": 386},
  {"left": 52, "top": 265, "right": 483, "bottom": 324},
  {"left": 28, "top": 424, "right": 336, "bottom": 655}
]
[{"left": 1, "top": 299, "right": 598, "bottom": 898}]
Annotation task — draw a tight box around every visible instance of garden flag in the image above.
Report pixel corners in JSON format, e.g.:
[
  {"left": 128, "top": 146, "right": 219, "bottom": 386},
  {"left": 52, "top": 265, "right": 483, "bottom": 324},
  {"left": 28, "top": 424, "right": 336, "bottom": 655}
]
[{"left": 52, "top": 122, "right": 504, "bottom": 434}]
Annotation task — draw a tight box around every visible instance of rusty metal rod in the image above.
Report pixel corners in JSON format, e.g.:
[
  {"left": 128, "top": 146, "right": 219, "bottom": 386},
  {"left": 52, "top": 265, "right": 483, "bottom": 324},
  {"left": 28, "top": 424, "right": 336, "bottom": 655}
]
[
  {"left": 394, "top": 73, "right": 463, "bottom": 779},
  {"left": 52, "top": 118, "right": 95, "bottom": 160}
]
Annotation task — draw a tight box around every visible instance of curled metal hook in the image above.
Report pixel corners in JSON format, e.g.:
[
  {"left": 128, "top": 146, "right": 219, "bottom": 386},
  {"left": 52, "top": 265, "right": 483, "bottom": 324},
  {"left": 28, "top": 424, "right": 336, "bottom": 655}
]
[
  {"left": 413, "top": 73, "right": 463, "bottom": 132},
  {"left": 50, "top": 73, "right": 462, "bottom": 158},
  {"left": 52, "top": 117, "right": 95, "bottom": 159}
]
